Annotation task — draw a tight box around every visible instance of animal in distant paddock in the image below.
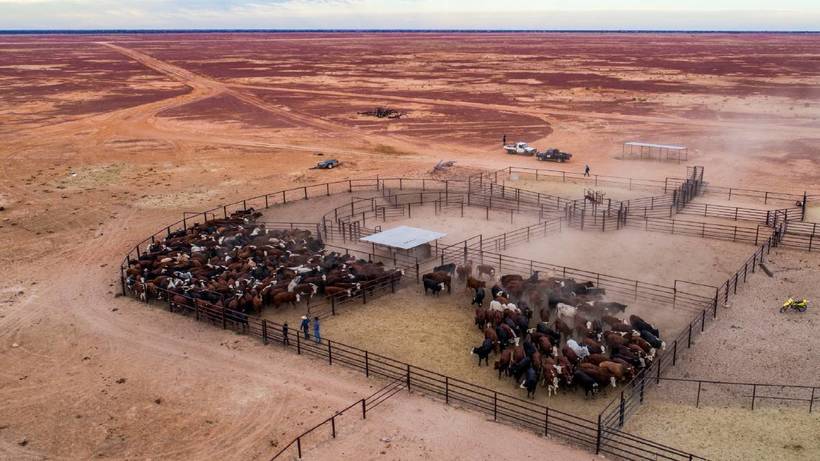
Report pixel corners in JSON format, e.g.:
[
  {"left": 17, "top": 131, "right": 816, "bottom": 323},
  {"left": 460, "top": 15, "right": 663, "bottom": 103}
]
[
  {"left": 471, "top": 338, "right": 494, "bottom": 366},
  {"left": 477, "top": 264, "right": 496, "bottom": 279}
]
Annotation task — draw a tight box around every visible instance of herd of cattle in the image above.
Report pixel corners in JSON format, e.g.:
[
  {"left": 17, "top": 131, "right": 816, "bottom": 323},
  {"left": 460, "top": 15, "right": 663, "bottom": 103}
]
[
  {"left": 124, "top": 209, "right": 402, "bottom": 316},
  {"left": 125, "top": 209, "right": 665, "bottom": 403},
  {"left": 441, "top": 265, "right": 668, "bottom": 400}
]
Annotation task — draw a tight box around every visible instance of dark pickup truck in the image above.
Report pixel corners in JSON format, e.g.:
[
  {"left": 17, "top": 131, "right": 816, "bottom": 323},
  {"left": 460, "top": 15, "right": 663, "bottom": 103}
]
[{"left": 536, "top": 148, "right": 572, "bottom": 163}]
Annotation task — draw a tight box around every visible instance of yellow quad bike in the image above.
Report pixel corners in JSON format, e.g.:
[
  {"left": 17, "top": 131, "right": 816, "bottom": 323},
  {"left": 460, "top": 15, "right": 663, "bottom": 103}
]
[{"left": 781, "top": 297, "right": 809, "bottom": 313}]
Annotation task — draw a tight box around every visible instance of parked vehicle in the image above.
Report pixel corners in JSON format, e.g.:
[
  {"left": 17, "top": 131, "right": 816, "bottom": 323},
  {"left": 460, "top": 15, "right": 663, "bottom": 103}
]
[
  {"left": 503, "top": 142, "right": 537, "bottom": 156},
  {"left": 313, "top": 159, "right": 340, "bottom": 169},
  {"left": 536, "top": 148, "right": 572, "bottom": 163}
]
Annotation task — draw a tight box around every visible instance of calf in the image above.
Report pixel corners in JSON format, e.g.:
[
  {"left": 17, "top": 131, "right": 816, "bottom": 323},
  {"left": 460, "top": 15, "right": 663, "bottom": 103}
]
[
  {"left": 466, "top": 276, "right": 485, "bottom": 292},
  {"left": 471, "top": 338, "right": 494, "bottom": 366}
]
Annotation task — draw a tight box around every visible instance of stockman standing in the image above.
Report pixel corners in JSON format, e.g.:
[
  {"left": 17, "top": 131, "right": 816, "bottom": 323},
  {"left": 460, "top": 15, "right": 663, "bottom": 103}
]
[
  {"left": 502, "top": 134, "right": 506, "bottom": 146},
  {"left": 313, "top": 316, "right": 321, "bottom": 343},
  {"left": 282, "top": 322, "right": 290, "bottom": 345},
  {"left": 584, "top": 163, "right": 591, "bottom": 177},
  {"left": 300, "top": 315, "right": 310, "bottom": 339}
]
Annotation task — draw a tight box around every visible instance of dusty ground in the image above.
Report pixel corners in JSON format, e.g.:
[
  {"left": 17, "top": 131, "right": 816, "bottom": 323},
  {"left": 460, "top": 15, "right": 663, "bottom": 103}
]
[
  {"left": 504, "top": 228, "right": 753, "bottom": 288},
  {"left": 306, "top": 391, "right": 595, "bottom": 461},
  {"left": 625, "top": 249, "right": 820, "bottom": 460},
  {"left": 1, "top": 32, "right": 819, "bottom": 460}
]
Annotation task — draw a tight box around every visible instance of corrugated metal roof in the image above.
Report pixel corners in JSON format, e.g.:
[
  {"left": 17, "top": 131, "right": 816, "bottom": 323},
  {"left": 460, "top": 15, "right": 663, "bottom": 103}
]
[
  {"left": 360, "top": 226, "right": 446, "bottom": 250},
  {"left": 624, "top": 141, "right": 687, "bottom": 150}
]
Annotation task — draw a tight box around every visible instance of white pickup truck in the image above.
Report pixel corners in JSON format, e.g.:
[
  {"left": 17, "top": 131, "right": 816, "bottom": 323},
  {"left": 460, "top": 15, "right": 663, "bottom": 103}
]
[{"left": 503, "top": 142, "right": 537, "bottom": 156}]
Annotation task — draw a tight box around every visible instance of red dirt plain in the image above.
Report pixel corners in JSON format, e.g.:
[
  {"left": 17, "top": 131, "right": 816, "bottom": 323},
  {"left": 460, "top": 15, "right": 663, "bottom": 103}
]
[{"left": 1, "top": 32, "right": 819, "bottom": 460}]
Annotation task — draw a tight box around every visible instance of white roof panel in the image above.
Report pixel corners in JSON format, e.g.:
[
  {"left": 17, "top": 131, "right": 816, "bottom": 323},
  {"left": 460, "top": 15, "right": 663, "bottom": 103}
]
[
  {"left": 360, "top": 225, "right": 446, "bottom": 250},
  {"left": 624, "top": 141, "right": 687, "bottom": 150}
]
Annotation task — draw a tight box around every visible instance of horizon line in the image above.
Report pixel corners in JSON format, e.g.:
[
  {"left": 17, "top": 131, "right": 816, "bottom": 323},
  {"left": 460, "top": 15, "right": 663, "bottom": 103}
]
[{"left": 1, "top": 28, "right": 819, "bottom": 34}]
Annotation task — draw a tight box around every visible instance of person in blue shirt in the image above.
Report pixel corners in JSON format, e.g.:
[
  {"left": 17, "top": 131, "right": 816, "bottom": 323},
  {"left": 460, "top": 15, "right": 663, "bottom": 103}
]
[{"left": 313, "top": 316, "right": 321, "bottom": 343}]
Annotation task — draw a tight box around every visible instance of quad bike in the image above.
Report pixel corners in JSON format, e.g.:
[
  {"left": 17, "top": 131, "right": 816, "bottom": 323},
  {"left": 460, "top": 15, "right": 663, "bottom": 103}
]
[{"left": 780, "top": 297, "right": 808, "bottom": 313}]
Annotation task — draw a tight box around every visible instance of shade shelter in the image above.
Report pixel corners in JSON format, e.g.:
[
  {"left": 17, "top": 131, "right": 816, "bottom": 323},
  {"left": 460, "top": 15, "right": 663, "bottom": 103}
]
[
  {"left": 621, "top": 141, "right": 688, "bottom": 163},
  {"left": 360, "top": 225, "right": 446, "bottom": 259}
]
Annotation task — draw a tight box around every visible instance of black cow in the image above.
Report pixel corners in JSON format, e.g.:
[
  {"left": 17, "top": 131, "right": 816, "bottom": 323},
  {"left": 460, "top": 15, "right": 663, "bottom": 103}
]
[
  {"left": 511, "top": 356, "right": 531, "bottom": 382},
  {"left": 423, "top": 278, "right": 444, "bottom": 296},
  {"left": 630, "top": 315, "right": 659, "bottom": 337},
  {"left": 536, "top": 322, "right": 561, "bottom": 346},
  {"left": 433, "top": 263, "right": 456, "bottom": 275},
  {"left": 521, "top": 366, "right": 538, "bottom": 399},
  {"left": 640, "top": 329, "right": 665, "bottom": 350},
  {"left": 573, "top": 370, "right": 599, "bottom": 399},
  {"left": 472, "top": 287, "right": 486, "bottom": 307},
  {"left": 471, "top": 338, "right": 494, "bottom": 366}
]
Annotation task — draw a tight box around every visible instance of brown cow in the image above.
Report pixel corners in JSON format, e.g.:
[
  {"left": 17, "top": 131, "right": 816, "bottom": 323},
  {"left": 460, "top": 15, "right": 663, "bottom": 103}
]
[
  {"left": 599, "top": 361, "right": 632, "bottom": 382},
  {"left": 580, "top": 363, "right": 617, "bottom": 388},
  {"left": 272, "top": 291, "right": 300, "bottom": 308},
  {"left": 581, "top": 337, "right": 606, "bottom": 354},
  {"left": 493, "top": 348, "right": 512, "bottom": 378},
  {"left": 456, "top": 262, "right": 473, "bottom": 281},
  {"left": 477, "top": 264, "right": 496, "bottom": 280},
  {"left": 465, "top": 276, "right": 485, "bottom": 292}
]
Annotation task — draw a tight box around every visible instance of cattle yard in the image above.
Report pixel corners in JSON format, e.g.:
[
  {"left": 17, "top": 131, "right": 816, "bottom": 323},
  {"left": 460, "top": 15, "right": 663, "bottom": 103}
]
[{"left": 121, "top": 167, "right": 820, "bottom": 461}]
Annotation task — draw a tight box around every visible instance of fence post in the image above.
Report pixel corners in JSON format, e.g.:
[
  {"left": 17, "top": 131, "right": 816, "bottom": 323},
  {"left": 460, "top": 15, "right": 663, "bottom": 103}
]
[
  {"left": 297, "top": 437, "right": 302, "bottom": 458},
  {"left": 810, "top": 387, "right": 815, "bottom": 412},
  {"left": 493, "top": 392, "right": 498, "bottom": 421},
  {"left": 618, "top": 391, "right": 625, "bottom": 427},
  {"left": 262, "top": 320, "right": 268, "bottom": 345},
  {"left": 445, "top": 376, "right": 449, "bottom": 404},
  {"left": 687, "top": 323, "right": 692, "bottom": 348},
  {"left": 640, "top": 376, "right": 646, "bottom": 403},
  {"left": 702, "top": 309, "right": 706, "bottom": 331},
  {"left": 331, "top": 416, "right": 336, "bottom": 438},
  {"left": 544, "top": 407, "right": 549, "bottom": 436},
  {"left": 406, "top": 364, "right": 411, "bottom": 391},
  {"left": 751, "top": 384, "right": 756, "bottom": 410},
  {"left": 221, "top": 307, "right": 226, "bottom": 329},
  {"left": 696, "top": 381, "right": 702, "bottom": 408},
  {"left": 596, "top": 413, "right": 602, "bottom": 454},
  {"left": 362, "top": 398, "right": 366, "bottom": 419},
  {"left": 297, "top": 332, "right": 301, "bottom": 354},
  {"left": 328, "top": 341, "right": 333, "bottom": 365},
  {"left": 672, "top": 340, "right": 678, "bottom": 366}
]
